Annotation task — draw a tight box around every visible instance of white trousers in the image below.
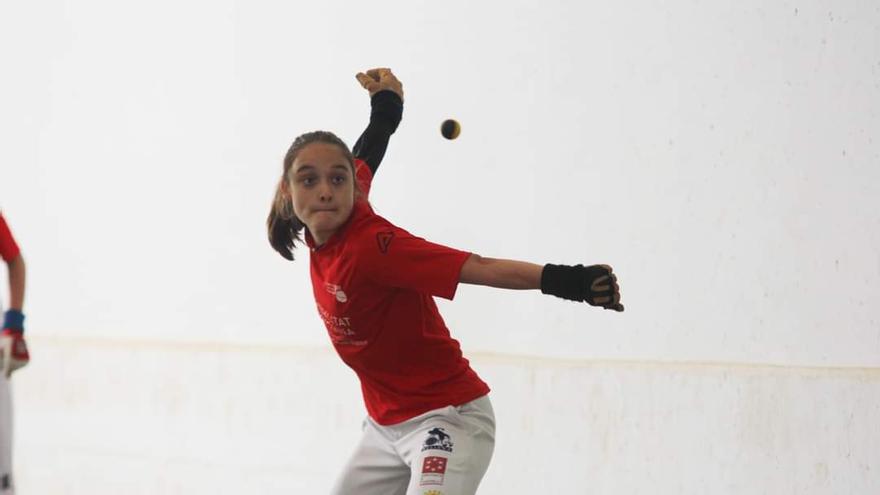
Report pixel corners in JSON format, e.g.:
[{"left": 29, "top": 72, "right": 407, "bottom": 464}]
[
  {"left": 331, "top": 395, "right": 495, "bottom": 495},
  {"left": 0, "top": 375, "right": 12, "bottom": 494}
]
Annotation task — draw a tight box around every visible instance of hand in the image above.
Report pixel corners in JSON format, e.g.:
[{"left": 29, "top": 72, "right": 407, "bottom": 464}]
[
  {"left": 356, "top": 68, "right": 404, "bottom": 101},
  {"left": 540, "top": 264, "right": 625, "bottom": 312},
  {"left": 2, "top": 310, "right": 29, "bottom": 377},
  {"left": 0, "top": 330, "right": 29, "bottom": 377},
  {"left": 587, "top": 264, "right": 624, "bottom": 312}
]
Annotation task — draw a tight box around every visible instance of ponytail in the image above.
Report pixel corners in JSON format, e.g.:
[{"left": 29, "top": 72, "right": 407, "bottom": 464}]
[{"left": 267, "top": 179, "right": 304, "bottom": 260}]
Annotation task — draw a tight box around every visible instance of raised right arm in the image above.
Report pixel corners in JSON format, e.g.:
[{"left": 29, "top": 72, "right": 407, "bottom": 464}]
[{"left": 353, "top": 69, "right": 404, "bottom": 176}]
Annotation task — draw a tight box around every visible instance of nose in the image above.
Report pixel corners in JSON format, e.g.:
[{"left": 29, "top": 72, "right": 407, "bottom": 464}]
[{"left": 318, "top": 181, "right": 333, "bottom": 202}]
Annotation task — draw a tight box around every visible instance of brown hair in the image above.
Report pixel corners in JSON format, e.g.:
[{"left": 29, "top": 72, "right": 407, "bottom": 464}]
[{"left": 267, "top": 131, "right": 358, "bottom": 260}]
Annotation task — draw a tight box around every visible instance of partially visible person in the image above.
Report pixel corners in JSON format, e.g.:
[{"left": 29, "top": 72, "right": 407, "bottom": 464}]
[{"left": 0, "top": 211, "right": 29, "bottom": 494}]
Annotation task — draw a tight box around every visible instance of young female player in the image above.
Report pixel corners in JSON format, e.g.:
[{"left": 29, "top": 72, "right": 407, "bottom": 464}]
[
  {"left": 267, "top": 68, "right": 623, "bottom": 495},
  {"left": 0, "top": 211, "right": 29, "bottom": 494}
]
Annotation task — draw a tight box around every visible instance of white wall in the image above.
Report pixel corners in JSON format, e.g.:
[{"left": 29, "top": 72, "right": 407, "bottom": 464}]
[
  {"left": 1, "top": 0, "right": 878, "bottom": 493},
  {"left": 14, "top": 338, "right": 880, "bottom": 494}
]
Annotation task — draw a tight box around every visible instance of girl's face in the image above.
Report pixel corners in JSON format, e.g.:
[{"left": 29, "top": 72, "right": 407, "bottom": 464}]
[{"left": 288, "top": 142, "right": 356, "bottom": 245}]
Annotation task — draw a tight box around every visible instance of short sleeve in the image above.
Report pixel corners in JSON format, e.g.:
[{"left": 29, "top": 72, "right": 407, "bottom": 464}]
[
  {"left": 359, "top": 224, "right": 471, "bottom": 300},
  {"left": 0, "top": 214, "right": 21, "bottom": 262},
  {"left": 354, "top": 159, "right": 373, "bottom": 199}
]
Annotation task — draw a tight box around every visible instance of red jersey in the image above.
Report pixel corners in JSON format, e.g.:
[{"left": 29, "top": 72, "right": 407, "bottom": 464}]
[
  {"left": 0, "top": 214, "right": 21, "bottom": 262},
  {"left": 305, "top": 160, "right": 490, "bottom": 425}
]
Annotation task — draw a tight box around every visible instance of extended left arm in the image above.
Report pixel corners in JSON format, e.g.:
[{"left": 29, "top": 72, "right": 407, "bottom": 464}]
[
  {"left": 460, "top": 254, "right": 624, "bottom": 311},
  {"left": 459, "top": 254, "right": 542, "bottom": 290}
]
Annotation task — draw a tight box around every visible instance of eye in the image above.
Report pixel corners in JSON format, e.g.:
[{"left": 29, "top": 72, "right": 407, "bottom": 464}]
[
  {"left": 301, "top": 176, "right": 316, "bottom": 186},
  {"left": 331, "top": 175, "right": 347, "bottom": 185}
]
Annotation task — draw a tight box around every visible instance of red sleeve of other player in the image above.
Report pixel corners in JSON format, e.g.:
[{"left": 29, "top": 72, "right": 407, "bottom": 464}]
[{"left": 0, "top": 214, "right": 21, "bottom": 262}]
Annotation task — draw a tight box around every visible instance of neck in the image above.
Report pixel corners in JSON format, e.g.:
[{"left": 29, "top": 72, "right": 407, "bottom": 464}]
[{"left": 309, "top": 228, "right": 334, "bottom": 247}]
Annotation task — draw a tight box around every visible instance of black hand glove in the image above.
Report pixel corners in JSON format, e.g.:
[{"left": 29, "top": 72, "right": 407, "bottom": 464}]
[{"left": 541, "top": 264, "right": 624, "bottom": 311}]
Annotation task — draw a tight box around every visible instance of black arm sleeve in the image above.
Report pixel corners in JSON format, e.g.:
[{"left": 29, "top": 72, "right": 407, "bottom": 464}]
[{"left": 352, "top": 90, "right": 403, "bottom": 176}]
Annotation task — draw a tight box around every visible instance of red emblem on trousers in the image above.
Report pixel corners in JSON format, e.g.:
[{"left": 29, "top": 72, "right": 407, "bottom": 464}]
[
  {"left": 420, "top": 456, "right": 448, "bottom": 486},
  {"left": 422, "top": 456, "right": 447, "bottom": 474}
]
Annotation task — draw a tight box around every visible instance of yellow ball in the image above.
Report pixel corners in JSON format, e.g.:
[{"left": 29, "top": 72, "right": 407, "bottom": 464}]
[{"left": 441, "top": 119, "right": 461, "bottom": 140}]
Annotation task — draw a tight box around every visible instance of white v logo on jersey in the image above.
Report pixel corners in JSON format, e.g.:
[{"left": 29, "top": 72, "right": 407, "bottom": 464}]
[{"left": 324, "top": 283, "right": 348, "bottom": 303}]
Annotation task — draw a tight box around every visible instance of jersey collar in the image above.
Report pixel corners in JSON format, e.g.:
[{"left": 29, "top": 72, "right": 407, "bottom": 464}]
[{"left": 305, "top": 199, "right": 372, "bottom": 252}]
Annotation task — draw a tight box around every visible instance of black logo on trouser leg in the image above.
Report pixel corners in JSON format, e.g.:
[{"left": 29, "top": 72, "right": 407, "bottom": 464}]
[{"left": 421, "top": 427, "right": 454, "bottom": 453}]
